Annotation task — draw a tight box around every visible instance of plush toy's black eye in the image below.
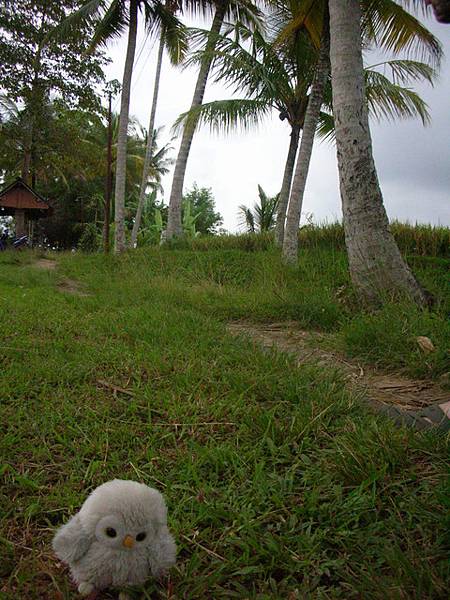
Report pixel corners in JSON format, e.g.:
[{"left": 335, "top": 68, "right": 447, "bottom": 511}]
[
  {"left": 106, "top": 527, "right": 117, "bottom": 538},
  {"left": 136, "top": 532, "right": 146, "bottom": 542}
]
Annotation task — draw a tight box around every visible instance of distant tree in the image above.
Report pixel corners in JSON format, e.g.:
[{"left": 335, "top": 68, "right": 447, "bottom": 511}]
[
  {"left": 166, "top": 0, "right": 264, "bottom": 239},
  {"left": 0, "top": 0, "right": 107, "bottom": 182},
  {"left": 132, "top": 0, "right": 189, "bottom": 248},
  {"left": 60, "top": 0, "right": 186, "bottom": 253},
  {"left": 238, "top": 185, "right": 278, "bottom": 233},
  {"left": 0, "top": 102, "right": 171, "bottom": 249},
  {"left": 0, "top": 0, "right": 106, "bottom": 108},
  {"left": 0, "top": 100, "right": 99, "bottom": 187},
  {"left": 83, "top": 118, "right": 173, "bottom": 203},
  {"left": 182, "top": 184, "right": 223, "bottom": 235}
]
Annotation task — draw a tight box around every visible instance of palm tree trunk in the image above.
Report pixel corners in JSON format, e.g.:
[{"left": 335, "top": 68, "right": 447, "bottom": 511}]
[
  {"left": 166, "top": 2, "right": 227, "bottom": 239},
  {"left": 282, "top": 22, "right": 330, "bottom": 264},
  {"left": 103, "top": 90, "right": 113, "bottom": 253},
  {"left": 274, "top": 124, "right": 300, "bottom": 247},
  {"left": 130, "top": 29, "right": 165, "bottom": 248},
  {"left": 22, "top": 8, "right": 47, "bottom": 186},
  {"left": 21, "top": 146, "right": 32, "bottom": 184},
  {"left": 328, "top": 0, "right": 428, "bottom": 306},
  {"left": 114, "top": 0, "right": 138, "bottom": 253}
]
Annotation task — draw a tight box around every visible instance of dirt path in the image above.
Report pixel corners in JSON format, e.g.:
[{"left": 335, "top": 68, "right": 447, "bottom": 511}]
[
  {"left": 227, "top": 321, "right": 449, "bottom": 426},
  {"left": 33, "top": 258, "right": 90, "bottom": 297},
  {"left": 34, "top": 258, "right": 56, "bottom": 271}
]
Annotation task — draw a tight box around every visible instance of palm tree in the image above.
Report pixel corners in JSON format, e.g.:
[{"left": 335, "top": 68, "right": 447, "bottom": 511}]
[
  {"left": 174, "top": 6, "right": 437, "bottom": 250},
  {"left": 0, "top": 100, "right": 96, "bottom": 187},
  {"left": 83, "top": 113, "right": 145, "bottom": 189},
  {"left": 60, "top": 0, "right": 185, "bottom": 253},
  {"left": 130, "top": 28, "right": 165, "bottom": 248},
  {"left": 131, "top": 0, "right": 189, "bottom": 247},
  {"left": 174, "top": 26, "right": 316, "bottom": 247},
  {"left": 83, "top": 115, "right": 173, "bottom": 226},
  {"left": 113, "top": 0, "right": 139, "bottom": 253},
  {"left": 129, "top": 127, "right": 174, "bottom": 242},
  {"left": 238, "top": 185, "right": 279, "bottom": 233},
  {"left": 165, "top": 0, "right": 263, "bottom": 239},
  {"left": 328, "top": 0, "right": 431, "bottom": 306},
  {"left": 280, "top": 0, "right": 442, "bottom": 264},
  {"left": 282, "top": 8, "right": 329, "bottom": 262}
]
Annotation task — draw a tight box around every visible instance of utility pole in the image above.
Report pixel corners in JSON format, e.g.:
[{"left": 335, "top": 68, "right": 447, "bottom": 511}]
[
  {"left": 103, "top": 90, "right": 113, "bottom": 253},
  {"left": 103, "top": 80, "right": 121, "bottom": 253}
]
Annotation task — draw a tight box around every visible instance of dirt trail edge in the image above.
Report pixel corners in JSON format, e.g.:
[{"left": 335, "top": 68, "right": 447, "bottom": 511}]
[{"left": 227, "top": 321, "right": 449, "bottom": 431}]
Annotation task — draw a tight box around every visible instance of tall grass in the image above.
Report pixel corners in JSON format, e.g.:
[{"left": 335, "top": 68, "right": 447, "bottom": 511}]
[
  {"left": 169, "top": 222, "right": 450, "bottom": 257},
  {"left": 390, "top": 221, "right": 450, "bottom": 258}
]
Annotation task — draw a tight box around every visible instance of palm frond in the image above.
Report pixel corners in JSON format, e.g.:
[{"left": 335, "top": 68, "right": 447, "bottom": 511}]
[
  {"left": 362, "top": 0, "right": 442, "bottom": 65},
  {"left": 0, "top": 95, "right": 19, "bottom": 123},
  {"left": 238, "top": 205, "right": 255, "bottom": 233},
  {"left": 185, "top": 29, "right": 293, "bottom": 105},
  {"left": 365, "top": 68, "right": 431, "bottom": 124},
  {"left": 272, "top": 0, "right": 325, "bottom": 49},
  {"left": 88, "top": 0, "right": 127, "bottom": 50},
  {"left": 365, "top": 59, "right": 436, "bottom": 85},
  {"left": 173, "top": 99, "right": 272, "bottom": 136},
  {"left": 254, "top": 186, "right": 279, "bottom": 231},
  {"left": 317, "top": 111, "right": 335, "bottom": 142},
  {"left": 144, "top": 1, "right": 188, "bottom": 65},
  {"left": 257, "top": 184, "right": 269, "bottom": 205},
  {"left": 225, "top": 0, "right": 266, "bottom": 36}
]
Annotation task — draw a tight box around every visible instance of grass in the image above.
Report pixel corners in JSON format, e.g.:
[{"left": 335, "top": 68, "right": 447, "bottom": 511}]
[{"left": 0, "top": 246, "right": 449, "bottom": 599}]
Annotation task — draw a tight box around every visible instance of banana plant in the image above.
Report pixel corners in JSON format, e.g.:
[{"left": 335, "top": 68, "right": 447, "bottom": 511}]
[{"left": 182, "top": 199, "right": 200, "bottom": 239}]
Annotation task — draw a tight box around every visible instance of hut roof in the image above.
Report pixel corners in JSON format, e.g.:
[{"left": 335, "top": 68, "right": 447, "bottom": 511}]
[{"left": 0, "top": 178, "right": 51, "bottom": 217}]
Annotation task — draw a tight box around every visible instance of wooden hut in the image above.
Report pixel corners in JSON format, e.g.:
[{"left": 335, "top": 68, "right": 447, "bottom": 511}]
[{"left": 0, "top": 178, "right": 51, "bottom": 237}]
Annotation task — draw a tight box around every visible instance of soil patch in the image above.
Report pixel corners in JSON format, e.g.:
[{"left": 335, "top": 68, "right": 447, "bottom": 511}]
[
  {"left": 33, "top": 258, "right": 90, "bottom": 297},
  {"left": 227, "top": 321, "right": 449, "bottom": 414},
  {"left": 57, "top": 278, "right": 90, "bottom": 297},
  {"left": 34, "top": 258, "right": 56, "bottom": 270}
]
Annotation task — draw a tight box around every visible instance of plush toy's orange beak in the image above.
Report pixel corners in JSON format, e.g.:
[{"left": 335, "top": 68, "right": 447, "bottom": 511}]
[{"left": 123, "top": 535, "right": 134, "bottom": 549}]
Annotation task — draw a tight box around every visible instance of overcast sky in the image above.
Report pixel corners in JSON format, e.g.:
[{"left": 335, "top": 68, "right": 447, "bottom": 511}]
[{"left": 104, "top": 9, "right": 449, "bottom": 231}]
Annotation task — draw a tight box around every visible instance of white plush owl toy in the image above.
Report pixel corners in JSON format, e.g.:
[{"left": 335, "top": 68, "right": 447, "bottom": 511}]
[{"left": 53, "top": 479, "right": 176, "bottom": 598}]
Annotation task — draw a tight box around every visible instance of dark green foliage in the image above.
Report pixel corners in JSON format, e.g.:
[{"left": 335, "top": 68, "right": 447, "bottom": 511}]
[
  {"left": 0, "top": 0, "right": 107, "bottom": 110},
  {"left": 0, "top": 105, "right": 172, "bottom": 248},
  {"left": 78, "top": 222, "right": 100, "bottom": 252},
  {"left": 182, "top": 183, "right": 223, "bottom": 235}
]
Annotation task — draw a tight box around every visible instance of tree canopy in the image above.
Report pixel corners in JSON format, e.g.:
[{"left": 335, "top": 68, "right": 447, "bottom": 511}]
[
  {"left": 0, "top": 0, "right": 107, "bottom": 110},
  {"left": 183, "top": 184, "right": 223, "bottom": 235}
]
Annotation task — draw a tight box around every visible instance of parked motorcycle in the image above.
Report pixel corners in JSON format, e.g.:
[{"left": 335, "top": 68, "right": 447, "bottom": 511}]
[{"left": 0, "top": 232, "right": 28, "bottom": 250}]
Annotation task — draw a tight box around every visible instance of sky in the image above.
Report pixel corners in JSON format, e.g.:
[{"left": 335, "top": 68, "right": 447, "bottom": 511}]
[{"left": 104, "top": 8, "right": 450, "bottom": 232}]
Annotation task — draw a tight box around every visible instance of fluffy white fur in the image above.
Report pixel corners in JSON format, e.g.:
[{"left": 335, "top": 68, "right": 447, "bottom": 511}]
[{"left": 53, "top": 479, "right": 176, "bottom": 596}]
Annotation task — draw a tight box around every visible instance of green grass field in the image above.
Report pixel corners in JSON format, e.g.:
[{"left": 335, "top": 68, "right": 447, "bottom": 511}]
[{"left": 0, "top": 247, "right": 449, "bottom": 599}]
